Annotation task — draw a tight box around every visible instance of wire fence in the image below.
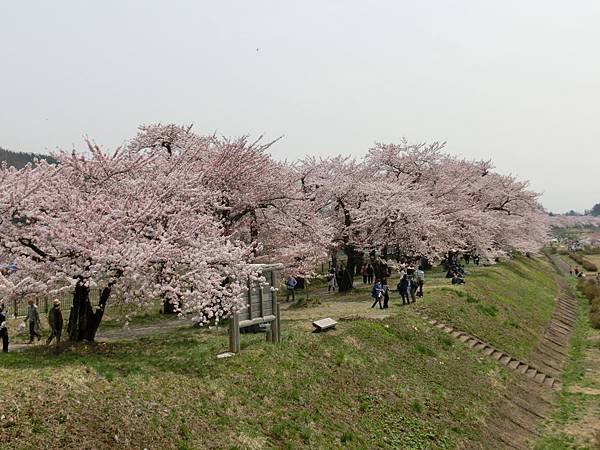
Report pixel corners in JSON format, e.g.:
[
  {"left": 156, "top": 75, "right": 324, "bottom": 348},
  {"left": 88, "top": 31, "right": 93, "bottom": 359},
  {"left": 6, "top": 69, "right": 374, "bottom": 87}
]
[{"left": 8, "top": 290, "right": 101, "bottom": 318}]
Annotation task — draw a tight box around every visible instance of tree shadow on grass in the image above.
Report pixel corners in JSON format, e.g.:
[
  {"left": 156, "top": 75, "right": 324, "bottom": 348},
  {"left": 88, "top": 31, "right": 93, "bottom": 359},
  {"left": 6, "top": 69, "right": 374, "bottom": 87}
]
[{"left": 1, "top": 327, "right": 266, "bottom": 380}]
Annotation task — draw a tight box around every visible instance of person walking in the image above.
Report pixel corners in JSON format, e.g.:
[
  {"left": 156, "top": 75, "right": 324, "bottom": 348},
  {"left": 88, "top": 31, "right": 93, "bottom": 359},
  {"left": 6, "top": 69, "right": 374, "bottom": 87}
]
[
  {"left": 415, "top": 266, "right": 425, "bottom": 297},
  {"left": 371, "top": 278, "right": 383, "bottom": 309},
  {"left": 382, "top": 278, "right": 390, "bottom": 309},
  {"left": 24, "top": 299, "right": 41, "bottom": 343},
  {"left": 409, "top": 274, "right": 418, "bottom": 303},
  {"left": 366, "top": 264, "right": 374, "bottom": 284},
  {"left": 361, "top": 264, "right": 369, "bottom": 284},
  {"left": 398, "top": 263, "right": 407, "bottom": 279},
  {"left": 285, "top": 276, "right": 297, "bottom": 302},
  {"left": 46, "top": 300, "right": 63, "bottom": 345},
  {"left": 0, "top": 302, "right": 8, "bottom": 353},
  {"left": 397, "top": 274, "right": 410, "bottom": 305},
  {"left": 327, "top": 269, "right": 337, "bottom": 292}
]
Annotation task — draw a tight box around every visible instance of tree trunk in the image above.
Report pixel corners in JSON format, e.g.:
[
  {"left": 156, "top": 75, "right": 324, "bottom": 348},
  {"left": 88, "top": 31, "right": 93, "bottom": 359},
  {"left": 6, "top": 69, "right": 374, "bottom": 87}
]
[
  {"left": 346, "top": 247, "right": 364, "bottom": 278},
  {"left": 373, "top": 260, "right": 389, "bottom": 281},
  {"left": 340, "top": 245, "right": 364, "bottom": 291},
  {"left": 67, "top": 281, "right": 111, "bottom": 342}
]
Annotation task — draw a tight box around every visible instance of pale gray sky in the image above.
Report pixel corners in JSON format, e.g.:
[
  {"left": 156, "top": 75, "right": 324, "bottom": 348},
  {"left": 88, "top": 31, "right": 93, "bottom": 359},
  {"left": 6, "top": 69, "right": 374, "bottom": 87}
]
[{"left": 1, "top": 0, "right": 599, "bottom": 213}]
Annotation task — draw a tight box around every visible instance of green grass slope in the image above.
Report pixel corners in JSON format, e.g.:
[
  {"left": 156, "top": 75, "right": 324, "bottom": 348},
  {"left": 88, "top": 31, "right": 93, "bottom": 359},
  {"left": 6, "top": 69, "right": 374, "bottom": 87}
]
[
  {"left": 0, "top": 255, "right": 558, "bottom": 449},
  {"left": 0, "top": 320, "right": 509, "bottom": 449},
  {"left": 415, "top": 255, "right": 558, "bottom": 360}
]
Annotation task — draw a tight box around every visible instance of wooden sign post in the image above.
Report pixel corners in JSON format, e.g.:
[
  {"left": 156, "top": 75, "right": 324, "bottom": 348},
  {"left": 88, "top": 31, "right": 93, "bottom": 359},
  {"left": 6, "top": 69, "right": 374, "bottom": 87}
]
[{"left": 229, "top": 264, "right": 282, "bottom": 353}]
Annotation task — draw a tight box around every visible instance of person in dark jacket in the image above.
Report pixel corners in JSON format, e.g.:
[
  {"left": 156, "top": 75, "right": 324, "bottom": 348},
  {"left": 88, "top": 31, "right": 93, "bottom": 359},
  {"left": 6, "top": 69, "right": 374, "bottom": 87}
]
[
  {"left": 366, "top": 264, "right": 374, "bottom": 284},
  {"left": 452, "top": 274, "right": 465, "bottom": 285},
  {"left": 24, "top": 299, "right": 41, "bottom": 343},
  {"left": 382, "top": 278, "right": 390, "bottom": 309},
  {"left": 409, "top": 274, "right": 418, "bottom": 303},
  {"left": 47, "top": 299, "right": 64, "bottom": 345},
  {"left": 0, "top": 302, "right": 8, "bottom": 353},
  {"left": 361, "top": 264, "right": 369, "bottom": 284},
  {"left": 371, "top": 279, "right": 383, "bottom": 309},
  {"left": 397, "top": 274, "right": 410, "bottom": 305}
]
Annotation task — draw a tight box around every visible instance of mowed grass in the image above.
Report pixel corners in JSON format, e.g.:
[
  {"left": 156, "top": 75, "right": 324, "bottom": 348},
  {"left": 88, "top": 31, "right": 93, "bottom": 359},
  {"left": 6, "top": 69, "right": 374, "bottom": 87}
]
[
  {"left": 1, "top": 314, "right": 509, "bottom": 449},
  {"left": 415, "top": 255, "right": 558, "bottom": 360}
]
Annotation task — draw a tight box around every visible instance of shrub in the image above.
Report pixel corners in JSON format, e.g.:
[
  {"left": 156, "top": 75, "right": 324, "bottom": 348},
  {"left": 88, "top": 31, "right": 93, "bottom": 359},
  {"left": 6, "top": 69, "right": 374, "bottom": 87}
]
[
  {"left": 590, "top": 302, "right": 600, "bottom": 329},
  {"left": 577, "top": 279, "right": 600, "bottom": 329},
  {"left": 570, "top": 252, "right": 598, "bottom": 272}
]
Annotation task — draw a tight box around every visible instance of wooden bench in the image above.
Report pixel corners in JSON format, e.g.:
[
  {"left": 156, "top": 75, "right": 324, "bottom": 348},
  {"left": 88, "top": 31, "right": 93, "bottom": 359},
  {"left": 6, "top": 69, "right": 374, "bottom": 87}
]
[{"left": 312, "top": 317, "right": 337, "bottom": 332}]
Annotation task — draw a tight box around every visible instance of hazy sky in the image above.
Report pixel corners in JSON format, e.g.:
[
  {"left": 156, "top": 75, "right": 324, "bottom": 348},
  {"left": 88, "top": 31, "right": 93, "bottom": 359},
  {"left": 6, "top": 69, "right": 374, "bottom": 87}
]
[{"left": 1, "top": 1, "right": 598, "bottom": 213}]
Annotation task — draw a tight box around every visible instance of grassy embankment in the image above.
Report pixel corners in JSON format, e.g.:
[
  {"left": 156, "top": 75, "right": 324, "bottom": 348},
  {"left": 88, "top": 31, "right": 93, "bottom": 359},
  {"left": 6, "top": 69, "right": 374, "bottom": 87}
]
[
  {"left": 414, "top": 255, "right": 558, "bottom": 361},
  {"left": 0, "top": 256, "right": 557, "bottom": 449},
  {"left": 535, "top": 279, "right": 600, "bottom": 449}
]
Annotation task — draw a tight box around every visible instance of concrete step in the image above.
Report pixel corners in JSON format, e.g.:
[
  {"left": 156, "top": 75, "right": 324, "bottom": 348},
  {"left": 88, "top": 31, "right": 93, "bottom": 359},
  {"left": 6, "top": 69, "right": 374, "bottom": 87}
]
[
  {"left": 526, "top": 368, "right": 537, "bottom": 379},
  {"left": 482, "top": 346, "right": 495, "bottom": 356},
  {"left": 535, "top": 372, "right": 547, "bottom": 384},
  {"left": 499, "top": 355, "right": 511, "bottom": 365},
  {"left": 508, "top": 360, "right": 520, "bottom": 370}
]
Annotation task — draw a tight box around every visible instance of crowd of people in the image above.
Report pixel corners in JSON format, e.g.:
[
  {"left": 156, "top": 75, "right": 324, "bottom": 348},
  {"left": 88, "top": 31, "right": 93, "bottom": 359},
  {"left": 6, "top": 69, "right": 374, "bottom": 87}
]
[
  {"left": 324, "top": 265, "right": 354, "bottom": 293},
  {"left": 569, "top": 266, "right": 600, "bottom": 286},
  {"left": 369, "top": 261, "right": 427, "bottom": 309},
  {"left": 0, "top": 298, "right": 64, "bottom": 353},
  {"left": 318, "top": 254, "right": 477, "bottom": 309}
]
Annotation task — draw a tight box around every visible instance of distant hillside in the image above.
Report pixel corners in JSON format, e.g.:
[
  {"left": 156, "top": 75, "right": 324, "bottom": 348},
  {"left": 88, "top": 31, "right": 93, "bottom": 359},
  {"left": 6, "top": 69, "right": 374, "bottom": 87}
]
[{"left": 0, "top": 147, "right": 57, "bottom": 168}]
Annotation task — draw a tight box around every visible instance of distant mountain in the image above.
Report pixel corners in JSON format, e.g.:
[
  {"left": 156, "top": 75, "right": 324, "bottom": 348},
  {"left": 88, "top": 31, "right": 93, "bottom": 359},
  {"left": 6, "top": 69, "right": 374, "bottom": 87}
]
[{"left": 0, "top": 147, "right": 57, "bottom": 168}]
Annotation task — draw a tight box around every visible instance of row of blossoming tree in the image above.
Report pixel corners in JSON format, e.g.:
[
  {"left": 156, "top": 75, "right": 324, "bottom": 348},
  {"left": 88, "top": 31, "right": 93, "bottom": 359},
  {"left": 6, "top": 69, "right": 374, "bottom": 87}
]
[{"left": 0, "top": 124, "right": 547, "bottom": 341}]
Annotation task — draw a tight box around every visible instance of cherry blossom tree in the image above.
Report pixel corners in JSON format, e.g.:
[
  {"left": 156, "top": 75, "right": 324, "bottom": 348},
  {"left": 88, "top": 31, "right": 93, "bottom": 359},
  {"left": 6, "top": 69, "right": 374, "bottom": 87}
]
[
  {"left": 296, "top": 139, "right": 547, "bottom": 284},
  {"left": 0, "top": 141, "right": 261, "bottom": 341},
  {"left": 364, "top": 141, "right": 548, "bottom": 260},
  {"left": 127, "top": 124, "right": 333, "bottom": 277},
  {"left": 293, "top": 155, "right": 374, "bottom": 287},
  {"left": 1, "top": 126, "right": 549, "bottom": 334}
]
